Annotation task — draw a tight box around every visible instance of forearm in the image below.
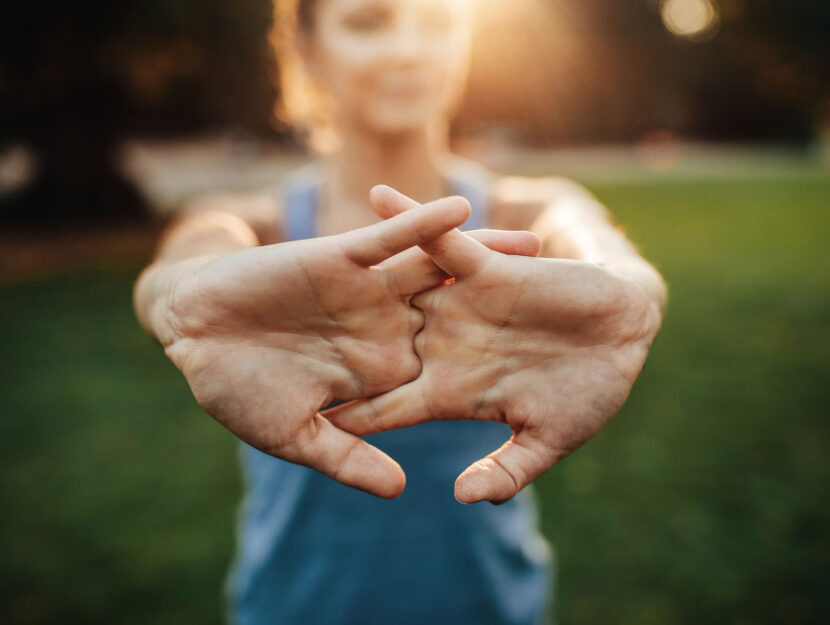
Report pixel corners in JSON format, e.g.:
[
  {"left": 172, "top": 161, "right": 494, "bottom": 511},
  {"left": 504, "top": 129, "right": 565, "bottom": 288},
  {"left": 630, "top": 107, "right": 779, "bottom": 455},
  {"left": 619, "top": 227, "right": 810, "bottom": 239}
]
[
  {"left": 530, "top": 195, "right": 667, "bottom": 314},
  {"left": 133, "top": 210, "right": 259, "bottom": 344}
]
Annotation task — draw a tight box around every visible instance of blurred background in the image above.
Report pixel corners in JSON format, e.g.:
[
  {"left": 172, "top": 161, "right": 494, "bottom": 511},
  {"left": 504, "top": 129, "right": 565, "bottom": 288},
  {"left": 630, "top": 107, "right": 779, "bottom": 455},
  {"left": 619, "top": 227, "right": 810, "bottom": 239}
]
[{"left": 1, "top": 0, "right": 828, "bottom": 623}]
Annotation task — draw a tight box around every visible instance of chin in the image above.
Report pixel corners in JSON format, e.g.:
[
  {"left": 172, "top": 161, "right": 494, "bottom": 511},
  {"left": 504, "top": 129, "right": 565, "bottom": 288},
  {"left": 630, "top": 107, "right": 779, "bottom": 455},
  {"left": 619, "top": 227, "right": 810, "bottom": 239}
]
[{"left": 365, "top": 105, "right": 446, "bottom": 136}]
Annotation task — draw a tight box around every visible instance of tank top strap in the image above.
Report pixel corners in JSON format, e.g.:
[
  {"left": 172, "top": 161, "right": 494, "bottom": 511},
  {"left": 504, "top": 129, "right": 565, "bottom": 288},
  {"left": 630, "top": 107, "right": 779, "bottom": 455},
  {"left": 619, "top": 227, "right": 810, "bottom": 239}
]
[
  {"left": 280, "top": 160, "right": 493, "bottom": 242},
  {"left": 444, "top": 159, "right": 493, "bottom": 231},
  {"left": 281, "top": 165, "right": 322, "bottom": 242}
]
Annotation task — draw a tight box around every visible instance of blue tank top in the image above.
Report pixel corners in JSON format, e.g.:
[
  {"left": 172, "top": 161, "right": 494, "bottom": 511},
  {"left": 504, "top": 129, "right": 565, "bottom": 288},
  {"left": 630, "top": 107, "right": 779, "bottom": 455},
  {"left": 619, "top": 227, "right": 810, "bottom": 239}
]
[{"left": 226, "top": 167, "right": 552, "bottom": 625}]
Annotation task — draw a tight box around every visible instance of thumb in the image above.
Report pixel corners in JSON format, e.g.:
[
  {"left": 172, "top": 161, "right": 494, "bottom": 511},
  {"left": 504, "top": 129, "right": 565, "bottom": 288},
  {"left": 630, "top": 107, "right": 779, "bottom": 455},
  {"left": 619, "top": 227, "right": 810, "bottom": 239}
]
[
  {"left": 293, "top": 413, "right": 407, "bottom": 499},
  {"left": 454, "top": 431, "right": 561, "bottom": 504},
  {"left": 324, "top": 380, "right": 431, "bottom": 436}
]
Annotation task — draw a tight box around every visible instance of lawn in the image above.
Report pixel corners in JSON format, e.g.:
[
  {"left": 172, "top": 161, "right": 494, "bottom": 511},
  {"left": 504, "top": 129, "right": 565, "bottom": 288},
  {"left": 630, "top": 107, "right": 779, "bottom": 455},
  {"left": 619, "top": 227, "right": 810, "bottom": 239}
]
[{"left": 1, "top": 172, "right": 828, "bottom": 624}]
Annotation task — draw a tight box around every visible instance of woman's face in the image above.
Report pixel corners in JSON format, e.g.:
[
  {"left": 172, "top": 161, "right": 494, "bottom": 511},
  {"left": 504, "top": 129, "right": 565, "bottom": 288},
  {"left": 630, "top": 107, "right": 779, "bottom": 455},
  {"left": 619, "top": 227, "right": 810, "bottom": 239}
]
[{"left": 303, "top": 0, "right": 473, "bottom": 136}]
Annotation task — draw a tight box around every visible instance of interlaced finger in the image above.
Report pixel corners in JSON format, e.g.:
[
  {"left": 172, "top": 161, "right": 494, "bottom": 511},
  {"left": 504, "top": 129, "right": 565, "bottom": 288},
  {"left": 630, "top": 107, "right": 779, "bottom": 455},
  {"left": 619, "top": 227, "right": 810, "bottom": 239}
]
[
  {"left": 369, "top": 185, "right": 493, "bottom": 279},
  {"left": 380, "top": 229, "right": 542, "bottom": 295},
  {"left": 338, "top": 194, "right": 469, "bottom": 267},
  {"left": 324, "top": 380, "right": 431, "bottom": 436}
]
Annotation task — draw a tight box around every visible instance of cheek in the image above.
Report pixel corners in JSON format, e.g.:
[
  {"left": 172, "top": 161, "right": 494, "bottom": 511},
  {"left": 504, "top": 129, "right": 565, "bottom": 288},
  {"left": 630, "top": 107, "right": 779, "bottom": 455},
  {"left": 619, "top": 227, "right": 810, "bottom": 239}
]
[
  {"left": 421, "top": 41, "right": 472, "bottom": 117},
  {"left": 436, "top": 58, "right": 469, "bottom": 112},
  {"left": 317, "top": 47, "right": 382, "bottom": 113}
]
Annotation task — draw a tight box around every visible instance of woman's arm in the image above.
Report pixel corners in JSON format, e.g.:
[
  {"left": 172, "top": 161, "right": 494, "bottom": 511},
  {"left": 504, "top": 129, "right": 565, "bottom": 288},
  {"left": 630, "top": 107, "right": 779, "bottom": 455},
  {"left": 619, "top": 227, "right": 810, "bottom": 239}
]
[
  {"left": 490, "top": 175, "right": 667, "bottom": 314},
  {"left": 132, "top": 194, "right": 492, "bottom": 497},
  {"left": 329, "top": 183, "right": 667, "bottom": 503},
  {"left": 133, "top": 192, "right": 278, "bottom": 344}
]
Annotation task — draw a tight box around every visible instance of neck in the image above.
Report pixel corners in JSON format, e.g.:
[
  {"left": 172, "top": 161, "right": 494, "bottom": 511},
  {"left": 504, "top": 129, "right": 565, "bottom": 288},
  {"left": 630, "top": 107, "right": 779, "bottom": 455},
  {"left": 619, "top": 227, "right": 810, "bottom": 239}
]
[{"left": 324, "top": 122, "right": 450, "bottom": 210}]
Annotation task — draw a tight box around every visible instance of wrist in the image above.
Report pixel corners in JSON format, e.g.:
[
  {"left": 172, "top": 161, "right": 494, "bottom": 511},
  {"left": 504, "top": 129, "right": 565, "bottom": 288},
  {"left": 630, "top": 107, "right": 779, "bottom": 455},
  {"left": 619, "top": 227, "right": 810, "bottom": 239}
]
[
  {"left": 136, "top": 210, "right": 260, "bottom": 346},
  {"left": 616, "top": 261, "right": 666, "bottom": 310},
  {"left": 605, "top": 259, "right": 667, "bottom": 340},
  {"left": 157, "top": 210, "right": 260, "bottom": 263},
  {"left": 134, "top": 255, "right": 217, "bottom": 347}
]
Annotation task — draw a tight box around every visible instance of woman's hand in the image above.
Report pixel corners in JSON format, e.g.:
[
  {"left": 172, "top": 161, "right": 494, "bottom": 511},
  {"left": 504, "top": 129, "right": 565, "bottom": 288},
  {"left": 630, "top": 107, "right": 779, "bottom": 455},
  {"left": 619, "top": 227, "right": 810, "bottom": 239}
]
[
  {"left": 328, "top": 186, "right": 663, "bottom": 503},
  {"left": 146, "top": 196, "right": 540, "bottom": 499}
]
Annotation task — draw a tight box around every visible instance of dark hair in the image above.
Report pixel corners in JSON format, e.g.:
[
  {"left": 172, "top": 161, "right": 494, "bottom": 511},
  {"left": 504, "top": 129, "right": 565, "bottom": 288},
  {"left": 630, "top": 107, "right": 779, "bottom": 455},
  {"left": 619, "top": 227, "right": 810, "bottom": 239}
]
[{"left": 296, "top": 0, "right": 320, "bottom": 32}]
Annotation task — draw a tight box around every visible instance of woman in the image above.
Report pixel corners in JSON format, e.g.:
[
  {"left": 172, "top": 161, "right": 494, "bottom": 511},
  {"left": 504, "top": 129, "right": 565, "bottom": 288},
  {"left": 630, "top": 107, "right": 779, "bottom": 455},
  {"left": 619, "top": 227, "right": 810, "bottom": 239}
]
[{"left": 133, "top": 0, "right": 666, "bottom": 623}]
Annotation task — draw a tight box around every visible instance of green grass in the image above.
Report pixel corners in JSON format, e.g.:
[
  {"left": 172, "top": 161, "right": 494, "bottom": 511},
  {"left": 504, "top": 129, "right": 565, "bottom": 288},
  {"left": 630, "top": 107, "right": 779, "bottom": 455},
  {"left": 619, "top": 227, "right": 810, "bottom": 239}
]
[
  {"left": 538, "top": 175, "right": 830, "bottom": 625},
  {"left": 1, "top": 173, "right": 829, "bottom": 624}
]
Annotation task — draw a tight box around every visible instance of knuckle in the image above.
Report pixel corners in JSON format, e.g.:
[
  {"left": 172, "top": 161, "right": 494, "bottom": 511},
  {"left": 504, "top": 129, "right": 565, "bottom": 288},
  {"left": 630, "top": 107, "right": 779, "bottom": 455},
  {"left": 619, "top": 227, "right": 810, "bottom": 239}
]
[
  {"left": 399, "top": 350, "right": 422, "bottom": 384},
  {"left": 410, "top": 289, "right": 436, "bottom": 312},
  {"left": 408, "top": 307, "right": 425, "bottom": 335},
  {"left": 370, "top": 339, "right": 421, "bottom": 388},
  {"left": 332, "top": 437, "right": 362, "bottom": 483},
  {"left": 366, "top": 402, "right": 389, "bottom": 433},
  {"left": 413, "top": 328, "right": 428, "bottom": 357}
]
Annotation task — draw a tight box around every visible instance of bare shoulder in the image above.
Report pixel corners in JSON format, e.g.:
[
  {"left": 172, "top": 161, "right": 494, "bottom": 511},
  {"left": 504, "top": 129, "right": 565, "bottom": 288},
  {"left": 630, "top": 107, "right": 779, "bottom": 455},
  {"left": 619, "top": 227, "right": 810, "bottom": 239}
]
[
  {"left": 488, "top": 173, "right": 598, "bottom": 230},
  {"left": 180, "top": 186, "right": 283, "bottom": 245}
]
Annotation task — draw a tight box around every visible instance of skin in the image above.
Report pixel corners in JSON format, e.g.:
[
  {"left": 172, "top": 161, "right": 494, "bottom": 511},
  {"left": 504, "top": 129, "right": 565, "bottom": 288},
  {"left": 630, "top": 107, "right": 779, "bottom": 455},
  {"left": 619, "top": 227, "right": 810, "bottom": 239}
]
[
  {"left": 138, "top": 197, "right": 540, "bottom": 498},
  {"left": 301, "top": 0, "right": 476, "bottom": 233},
  {"left": 328, "top": 187, "right": 662, "bottom": 503},
  {"left": 305, "top": 0, "right": 472, "bottom": 135},
  {"left": 134, "top": 0, "right": 666, "bottom": 502}
]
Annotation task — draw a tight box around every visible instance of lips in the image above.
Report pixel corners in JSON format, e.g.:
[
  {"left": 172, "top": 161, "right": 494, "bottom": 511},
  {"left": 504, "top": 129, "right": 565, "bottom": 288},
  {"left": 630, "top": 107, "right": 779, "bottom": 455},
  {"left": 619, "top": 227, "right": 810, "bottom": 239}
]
[{"left": 378, "top": 75, "right": 433, "bottom": 99}]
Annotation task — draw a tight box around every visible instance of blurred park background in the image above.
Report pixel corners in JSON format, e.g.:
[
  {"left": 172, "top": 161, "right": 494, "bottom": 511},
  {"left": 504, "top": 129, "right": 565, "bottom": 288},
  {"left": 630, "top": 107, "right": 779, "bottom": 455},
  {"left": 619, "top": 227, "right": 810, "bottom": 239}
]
[{"left": 1, "top": 0, "right": 829, "bottom": 623}]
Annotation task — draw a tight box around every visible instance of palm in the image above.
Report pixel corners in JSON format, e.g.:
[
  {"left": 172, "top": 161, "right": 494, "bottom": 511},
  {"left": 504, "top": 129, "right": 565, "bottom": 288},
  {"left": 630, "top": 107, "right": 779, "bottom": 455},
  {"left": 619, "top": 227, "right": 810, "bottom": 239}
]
[
  {"left": 160, "top": 198, "right": 472, "bottom": 498},
  {"left": 329, "top": 187, "right": 660, "bottom": 503},
  {"left": 159, "top": 196, "right": 541, "bottom": 498},
  {"left": 194, "top": 240, "right": 425, "bottom": 398}
]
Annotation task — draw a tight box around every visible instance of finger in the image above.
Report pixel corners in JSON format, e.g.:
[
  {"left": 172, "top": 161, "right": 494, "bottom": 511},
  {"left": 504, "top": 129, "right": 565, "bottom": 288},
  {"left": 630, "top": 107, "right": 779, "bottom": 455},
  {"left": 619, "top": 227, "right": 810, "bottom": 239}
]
[
  {"left": 324, "top": 381, "right": 431, "bottom": 436},
  {"left": 378, "top": 247, "right": 444, "bottom": 296},
  {"left": 469, "top": 229, "right": 541, "bottom": 258},
  {"left": 339, "top": 193, "right": 470, "bottom": 267},
  {"left": 369, "top": 185, "right": 492, "bottom": 279},
  {"left": 370, "top": 184, "right": 418, "bottom": 219},
  {"left": 296, "top": 413, "right": 406, "bottom": 498},
  {"left": 453, "top": 431, "right": 560, "bottom": 504},
  {"left": 382, "top": 229, "right": 541, "bottom": 295}
]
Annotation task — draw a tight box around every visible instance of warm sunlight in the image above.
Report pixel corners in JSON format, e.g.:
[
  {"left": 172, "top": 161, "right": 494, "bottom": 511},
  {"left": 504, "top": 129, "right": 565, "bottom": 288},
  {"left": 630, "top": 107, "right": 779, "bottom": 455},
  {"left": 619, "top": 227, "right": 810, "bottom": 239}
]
[{"left": 660, "top": 0, "right": 720, "bottom": 41}]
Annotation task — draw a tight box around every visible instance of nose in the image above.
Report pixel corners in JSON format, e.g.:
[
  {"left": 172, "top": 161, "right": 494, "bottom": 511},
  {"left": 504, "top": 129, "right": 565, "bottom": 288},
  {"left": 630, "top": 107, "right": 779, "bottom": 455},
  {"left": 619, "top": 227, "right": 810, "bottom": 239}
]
[{"left": 389, "top": 14, "right": 426, "bottom": 63}]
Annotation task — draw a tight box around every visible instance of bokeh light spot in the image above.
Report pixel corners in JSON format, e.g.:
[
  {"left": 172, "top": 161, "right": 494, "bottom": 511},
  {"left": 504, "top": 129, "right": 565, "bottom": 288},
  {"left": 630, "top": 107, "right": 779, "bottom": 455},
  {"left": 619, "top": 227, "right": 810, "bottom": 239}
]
[{"left": 660, "top": 0, "right": 720, "bottom": 41}]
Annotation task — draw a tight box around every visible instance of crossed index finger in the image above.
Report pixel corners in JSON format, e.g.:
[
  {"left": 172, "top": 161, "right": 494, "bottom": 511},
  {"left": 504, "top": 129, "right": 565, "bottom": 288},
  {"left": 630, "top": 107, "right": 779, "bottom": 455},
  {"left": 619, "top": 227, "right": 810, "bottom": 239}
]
[
  {"left": 369, "top": 185, "right": 493, "bottom": 279},
  {"left": 338, "top": 194, "right": 470, "bottom": 267}
]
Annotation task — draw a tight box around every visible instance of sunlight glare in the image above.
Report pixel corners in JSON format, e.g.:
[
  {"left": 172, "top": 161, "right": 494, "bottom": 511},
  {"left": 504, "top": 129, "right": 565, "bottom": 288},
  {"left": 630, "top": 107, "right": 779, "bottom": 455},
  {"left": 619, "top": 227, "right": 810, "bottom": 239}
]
[{"left": 660, "top": 0, "right": 719, "bottom": 41}]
